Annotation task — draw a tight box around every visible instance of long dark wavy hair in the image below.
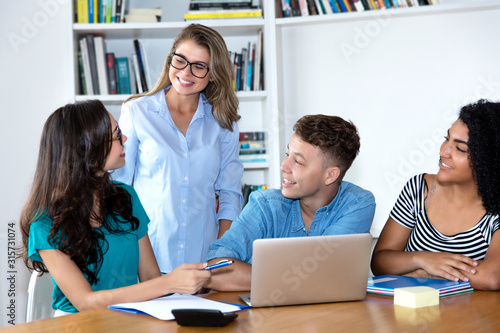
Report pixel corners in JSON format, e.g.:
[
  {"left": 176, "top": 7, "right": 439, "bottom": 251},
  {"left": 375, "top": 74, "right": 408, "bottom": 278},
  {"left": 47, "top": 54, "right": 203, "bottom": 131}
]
[
  {"left": 459, "top": 99, "right": 500, "bottom": 215},
  {"left": 19, "top": 100, "right": 139, "bottom": 284}
]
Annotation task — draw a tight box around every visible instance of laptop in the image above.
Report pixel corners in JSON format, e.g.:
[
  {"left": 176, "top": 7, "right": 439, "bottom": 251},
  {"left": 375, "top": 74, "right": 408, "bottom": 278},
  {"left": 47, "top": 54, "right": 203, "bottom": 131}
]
[{"left": 239, "top": 233, "right": 372, "bottom": 307}]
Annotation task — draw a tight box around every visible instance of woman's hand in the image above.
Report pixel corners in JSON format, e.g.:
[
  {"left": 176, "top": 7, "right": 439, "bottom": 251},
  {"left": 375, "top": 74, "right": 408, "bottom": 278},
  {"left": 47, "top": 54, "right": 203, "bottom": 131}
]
[
  {"left": 415, "top": 251, "right": 478, "bottom": 282},
  {"left": 163, "top": 263, "right": 211, "bottom": 294}
]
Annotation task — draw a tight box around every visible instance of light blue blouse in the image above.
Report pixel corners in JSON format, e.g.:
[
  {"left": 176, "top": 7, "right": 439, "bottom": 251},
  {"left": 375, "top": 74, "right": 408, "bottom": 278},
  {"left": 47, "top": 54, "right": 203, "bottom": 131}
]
[{"left": 112, "top": 88, "right": 244, "bottom": 273}]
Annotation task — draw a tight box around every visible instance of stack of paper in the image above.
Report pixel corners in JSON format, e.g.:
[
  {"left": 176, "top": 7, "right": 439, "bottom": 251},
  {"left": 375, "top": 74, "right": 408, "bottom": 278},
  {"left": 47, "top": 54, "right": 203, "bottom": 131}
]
[
  {"left": 109, "top": 294, "right": 246, "bottom": 320},
  {"left": 367, "top": 275, "right": 473, "bottom": 297}
]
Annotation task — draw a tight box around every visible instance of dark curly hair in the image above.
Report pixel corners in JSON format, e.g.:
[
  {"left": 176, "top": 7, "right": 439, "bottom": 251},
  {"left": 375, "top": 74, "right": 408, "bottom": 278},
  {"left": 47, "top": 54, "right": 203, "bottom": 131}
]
[
  {"left": 459, "top": 99, "right": 500, "bottom": 215},
  {"left": 19, "top": 100, "right": 139, "bottom": 284},
  {"left": 293, "top": 114, "right": 360, "bottom": 181}
]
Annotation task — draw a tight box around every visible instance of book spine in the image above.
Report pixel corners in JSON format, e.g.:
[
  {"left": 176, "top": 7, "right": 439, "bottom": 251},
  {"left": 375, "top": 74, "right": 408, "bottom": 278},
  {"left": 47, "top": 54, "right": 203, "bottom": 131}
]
[
  {"left": 337, "top": 0, "right": 348, "bottom": 12},
  {"left": 85, "top": 34, "right": 100, "bottom": 94},
  {"left": 329, "top": 0, "right": 339, "bottom": 13},
  {"left": 77, "top": 51, "right": 87, "bottom": 95},
  {"left": 246, "top": 43, "right": 254, "bottom": 91},
  {"left": 133, "top": 39, "right": 148, "bottom": 92},
  {"left": 131, "top": 52, "right": 144, "bottom": 94},
  {"left": 184, "top": 10, "right": 263, "bottom": 19},
  {"left": 88, "top": 0, "right": 94, "bottom": 23},
  {"left": 128, "top": 53, "right": 137, "bottom": 94},
  {"left": 253, "top": 30, "right": 263, "bottom": 91},
  {"left": 111, "top": 0, "right": 117, "bottom": 22},
  {"left": 115, "top": 57, "right": 131, "bottom": 94},
  {"left": 77, "top": 0, "right": 89, "bottom": 23},
  {"left": 94, "top": 36, "right": 109, "bottom": 95},
  {"left": 106, "top": 52, "right": 117, "bottom": 94},
  {"left": 299, "top": 0, "right": 310, "bottom": 15},
  {"left": 240, "top": 47, "right": 248, "bottom": 91},
  {"left": 79, "top": 38, "right": 93, "bottom": 95},
  {"left": 115, "top": 0, "right": 123, "bottom": 23},
  {"left": 235, "top": 53, "right": 242, "bottom": 91},
  {"left": 281, "top": 0, "right": 292, "bottom": 17},
  {"left": 106, "top": 0, "right": 112, "bottom": 23}
]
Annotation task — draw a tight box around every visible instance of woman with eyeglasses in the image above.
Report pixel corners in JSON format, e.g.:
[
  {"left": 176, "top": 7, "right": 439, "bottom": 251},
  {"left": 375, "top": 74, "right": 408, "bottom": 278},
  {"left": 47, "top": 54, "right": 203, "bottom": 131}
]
[
  {"left": 112, "top": 24, "right": 243, "bottom": 274},
  {"left": 371, "top": 100, "right": 500, "bottom": 290},
  {"left": 19, "top": 100, "right": 211, "bottom": 316}
]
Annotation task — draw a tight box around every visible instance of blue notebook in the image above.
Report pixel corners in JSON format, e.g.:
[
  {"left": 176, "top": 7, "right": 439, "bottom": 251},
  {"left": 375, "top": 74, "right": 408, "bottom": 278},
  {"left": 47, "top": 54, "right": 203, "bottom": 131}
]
[{"left": 368, "top": 275, "right": 473, "bottom": 297}]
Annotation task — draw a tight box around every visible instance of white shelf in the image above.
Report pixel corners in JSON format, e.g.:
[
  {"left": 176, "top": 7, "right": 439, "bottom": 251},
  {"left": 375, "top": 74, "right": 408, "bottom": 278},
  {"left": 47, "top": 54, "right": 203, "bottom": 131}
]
[
  {"left": 73, "top": 20, "right": 265, "bottom": 39},
  {"left": 243, "top": 162, "right": 270, "bottom": 170},
  {"left": 75, "top": 90, "right": 267, "bottom": 105}
]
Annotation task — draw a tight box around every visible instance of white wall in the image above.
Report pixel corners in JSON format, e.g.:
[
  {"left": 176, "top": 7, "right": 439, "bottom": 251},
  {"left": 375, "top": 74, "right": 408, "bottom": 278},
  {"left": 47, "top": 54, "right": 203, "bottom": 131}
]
[
  {"left": 280, "top": 4, "right": 500, "bottom": 235},
  {"left": 0, "top": 0, "right": 71, "bottom": 326}
]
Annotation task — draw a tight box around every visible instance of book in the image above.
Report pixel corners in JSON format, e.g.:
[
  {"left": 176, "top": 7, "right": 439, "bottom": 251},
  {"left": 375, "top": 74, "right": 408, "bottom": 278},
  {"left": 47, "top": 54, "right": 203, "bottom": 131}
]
[
  {"left": 133, "top": 39, "right": 148, "bottom": 92},
  {"left": 94, "top": 36, "right": 109, "bottom": 95},
  {"left": 306, "top": 0, "right": 319, "bottom": 15},
  {"left": 79, "top": 38, "right": 93, "bottom": 94},
  {"left": 125, "top": 7, "right": 162, "bottom": 22},
  {"left": 106, "top": 52, "right": 118, "bottom": 94},
  {"left": 235, "top": 52, "right": 242, "bottom": 91},
  {"left": 115, "top": 57, "right": 131, "bottom": 94},
  {"left": 189, "top": 1, "right": 253, "bottom": 10},
  {"left": 298, "top": 0, "right": 310, "bottom": 15},
  {"left": 240, "top": 47, "right": 248, "bottom": 91},
  {"left": 88, "top": 0, "right": 96, "bottom": 23},
  {"left": 184, "top": 8, "right": 263, "bottom": 19},
  {"left": 77, "top": 51, "right": 87, "bottom": 95},
  {"left": 319, "top": 0, "right": 333, "bottom": 14},
  {"left": 115, "top": 0, "right": 123, "bottom": 23},
  {"left": 128, "top": 55, "right": 138, "bottom": 94},
  {"left": 253, "top": 30, "right": 263, "bottom": 91},
  {"left": 76, "top": 0, "right": 89, "bottom": 23},
  {"left": 85, "top": 34, "right": 100, "bottom": 94},
  {"left": 367, "top": 275, "right": 473, "bottom": 297},
  {"left": 281, "top": 0, "right": 292, "bottom": 17},
  {"left": 109, "top": 294, "right": 244, "bottom": 321},
  {"left": 246, "top": 42, "right": 254, "bottom": 91}
]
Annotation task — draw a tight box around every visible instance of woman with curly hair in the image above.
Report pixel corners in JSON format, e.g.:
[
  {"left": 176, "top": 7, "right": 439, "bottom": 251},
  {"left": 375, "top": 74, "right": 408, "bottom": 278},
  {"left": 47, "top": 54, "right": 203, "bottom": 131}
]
[
  {"left": 113, "top": 24, "right": 243, "bottom": 274},
  {"left": 371, "top": 100, "right": 500, "bottom": 290},
  {"left": 20, "top": 100, "right": 210, "bottom": 316}
]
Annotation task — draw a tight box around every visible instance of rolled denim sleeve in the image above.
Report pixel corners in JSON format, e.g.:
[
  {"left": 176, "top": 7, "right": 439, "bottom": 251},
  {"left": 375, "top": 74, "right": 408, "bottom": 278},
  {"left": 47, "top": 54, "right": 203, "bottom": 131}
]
[{"left": 205, "top": 191, "right": 269, "bottom": 264}]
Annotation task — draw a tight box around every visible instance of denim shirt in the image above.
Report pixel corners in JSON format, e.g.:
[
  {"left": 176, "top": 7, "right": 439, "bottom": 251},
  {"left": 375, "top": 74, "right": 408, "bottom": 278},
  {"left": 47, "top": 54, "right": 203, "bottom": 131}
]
[{"left": 204, "top": 181, "right": 376, "bottom": 264}]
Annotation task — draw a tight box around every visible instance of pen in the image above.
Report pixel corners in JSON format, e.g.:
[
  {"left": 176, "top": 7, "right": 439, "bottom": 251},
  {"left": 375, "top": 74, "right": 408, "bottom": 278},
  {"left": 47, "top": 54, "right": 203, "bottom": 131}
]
[{"left": 203, "top": 259, "right": 234, "bottom": 271}]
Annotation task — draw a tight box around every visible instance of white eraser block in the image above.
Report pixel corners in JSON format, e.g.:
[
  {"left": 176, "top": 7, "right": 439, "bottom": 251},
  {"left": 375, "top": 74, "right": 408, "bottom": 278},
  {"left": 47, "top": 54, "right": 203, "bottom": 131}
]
[{"left": 394, "top": 286, "right": 439, "bottom": 308}]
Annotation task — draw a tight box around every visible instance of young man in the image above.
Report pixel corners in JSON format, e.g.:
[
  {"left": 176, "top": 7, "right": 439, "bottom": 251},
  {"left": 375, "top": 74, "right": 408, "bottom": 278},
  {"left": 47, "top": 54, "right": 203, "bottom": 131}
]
[{"left": 204, "top": 114, "right": 376, "bottom": 291}]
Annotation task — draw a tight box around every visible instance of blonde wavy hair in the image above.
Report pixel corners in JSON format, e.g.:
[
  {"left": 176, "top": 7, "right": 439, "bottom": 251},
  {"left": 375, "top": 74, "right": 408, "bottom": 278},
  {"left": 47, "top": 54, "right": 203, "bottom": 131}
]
[{"left": 127, "top": 24, "right": 240, "bottom": 131}]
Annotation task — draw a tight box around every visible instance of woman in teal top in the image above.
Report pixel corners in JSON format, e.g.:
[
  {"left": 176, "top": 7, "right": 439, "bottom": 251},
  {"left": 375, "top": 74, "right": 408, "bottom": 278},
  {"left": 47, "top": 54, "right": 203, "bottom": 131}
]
[{"left": 19, "top": 100, "right": 211, "bottom": 315}]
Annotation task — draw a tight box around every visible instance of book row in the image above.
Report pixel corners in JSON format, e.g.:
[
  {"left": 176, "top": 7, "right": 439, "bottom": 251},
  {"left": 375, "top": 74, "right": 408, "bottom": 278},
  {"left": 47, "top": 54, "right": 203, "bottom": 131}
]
[
  {"left": 78, "top": 34, "right": 148, "bottom": 96},
  {"left": 276, "top": 0, "right": 439, "bottom": 17},
  {"left": 231, "top": 30, "right": 264, "bottom": 92},
  {"left": 74, "top": 0, "right": 163, "bottom": 24}
]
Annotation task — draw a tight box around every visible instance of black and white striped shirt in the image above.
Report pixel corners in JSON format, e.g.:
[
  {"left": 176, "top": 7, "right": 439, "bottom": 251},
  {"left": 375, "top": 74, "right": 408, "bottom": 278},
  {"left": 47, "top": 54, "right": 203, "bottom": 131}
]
[{"left": 390, "top": 174, "right": 500, "bottom": 260}]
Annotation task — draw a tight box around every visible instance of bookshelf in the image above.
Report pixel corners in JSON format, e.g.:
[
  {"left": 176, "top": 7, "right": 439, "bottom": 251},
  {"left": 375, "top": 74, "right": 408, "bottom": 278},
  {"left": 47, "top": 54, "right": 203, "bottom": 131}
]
[
  {"left": 68, "top": 0, "right": 498, "bottom": 197},
  {"left": 68, "top": 0, "right": 283, "bottom": 189}
]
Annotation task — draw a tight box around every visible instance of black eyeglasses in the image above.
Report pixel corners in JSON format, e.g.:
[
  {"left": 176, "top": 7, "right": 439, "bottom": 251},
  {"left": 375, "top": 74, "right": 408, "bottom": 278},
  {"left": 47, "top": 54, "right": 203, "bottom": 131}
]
[
  {"left": 170, "top": 53, "right": 210, "bottom": 79},
  {"left": 111, "top": 121, "right": 123, "bottom": 145}
]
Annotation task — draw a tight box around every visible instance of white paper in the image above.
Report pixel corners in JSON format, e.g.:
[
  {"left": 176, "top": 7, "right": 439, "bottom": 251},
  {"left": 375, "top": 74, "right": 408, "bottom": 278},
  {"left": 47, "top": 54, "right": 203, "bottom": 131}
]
[{"left": 109, "top": 294, "right": 242, "bottom": 320}]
